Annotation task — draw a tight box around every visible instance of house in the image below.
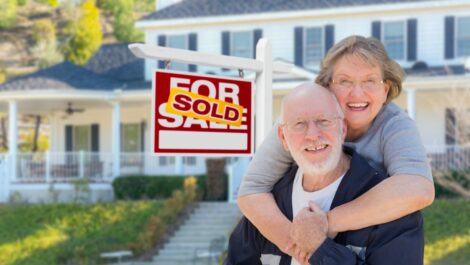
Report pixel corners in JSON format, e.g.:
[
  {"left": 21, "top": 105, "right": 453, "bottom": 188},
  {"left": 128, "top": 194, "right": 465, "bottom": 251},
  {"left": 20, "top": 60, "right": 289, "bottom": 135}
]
[
  {"left": 0, "top": 44, "right": 208, "bottom": 203},
  {"left": 1, "top": 0, "right": 469, "bottom": 202}
]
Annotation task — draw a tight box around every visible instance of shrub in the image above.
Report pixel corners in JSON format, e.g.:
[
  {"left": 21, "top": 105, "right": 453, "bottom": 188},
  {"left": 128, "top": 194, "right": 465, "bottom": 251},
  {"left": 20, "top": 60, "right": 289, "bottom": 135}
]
[
  {"left": 0, "top": 0, "right": 17, "bottom": 29},
  {"left": 112, "top": 175, "right": 209, "bottom": 200}
]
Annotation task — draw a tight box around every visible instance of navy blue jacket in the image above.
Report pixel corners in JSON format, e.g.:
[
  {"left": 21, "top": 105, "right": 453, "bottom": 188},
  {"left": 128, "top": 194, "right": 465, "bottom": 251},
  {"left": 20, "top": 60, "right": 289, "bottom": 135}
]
[{"left": 226, "top": 147, "right": 424, "bottom": 265}]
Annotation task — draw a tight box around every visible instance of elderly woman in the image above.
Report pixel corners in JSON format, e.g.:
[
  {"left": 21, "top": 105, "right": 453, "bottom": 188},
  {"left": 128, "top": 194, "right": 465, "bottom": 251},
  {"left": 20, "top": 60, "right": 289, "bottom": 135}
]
[{"left": 237, "top": 35, "right": 434, "bottom": 261}]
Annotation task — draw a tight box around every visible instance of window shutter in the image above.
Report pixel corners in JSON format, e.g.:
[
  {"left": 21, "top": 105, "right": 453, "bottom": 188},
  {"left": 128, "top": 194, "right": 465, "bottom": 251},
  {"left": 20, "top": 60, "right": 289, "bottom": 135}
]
[
  {"left": 407, "top": 19, "right": 417, "bottom": 61},
  {"left": 294, "top": 27, "right": 304, "bottom": 66},
  {"left": 140, "top": 121, "right": 145, "bottom": 152},
  {"left": 445, "top": 108, "right": 456, "bottom": 145},
  {"left": 91, "top": 124, "right": 99, "bottom": 152},
  {"left": 371, "top": 21, "right": 381, "bottom": 40},
  {"left": 325, "top": 24, "right": 335, "bottom": 55},
  {"left": 157, "top": 35, "right": 167, "bottom": 68},
  {"left": 222, "top": 31, "right": 230, "bottom": 71},
  {"left": 65, "top": 125, "right": 73, "bottom": 152},
  {"left": 253, "top": 29, "right": 263, "bottom": 58},
  {"left": 188, "top": 33, "right": 198, "bottom": 72},
  {"left": 445, "top": 16, "right": 455, "bottom": 59}
]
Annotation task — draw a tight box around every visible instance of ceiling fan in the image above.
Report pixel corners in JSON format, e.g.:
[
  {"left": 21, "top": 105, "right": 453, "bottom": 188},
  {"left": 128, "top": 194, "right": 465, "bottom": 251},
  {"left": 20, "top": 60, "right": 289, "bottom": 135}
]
[{"left": 61, "top": 102, "right": 85, "bottom": 119}]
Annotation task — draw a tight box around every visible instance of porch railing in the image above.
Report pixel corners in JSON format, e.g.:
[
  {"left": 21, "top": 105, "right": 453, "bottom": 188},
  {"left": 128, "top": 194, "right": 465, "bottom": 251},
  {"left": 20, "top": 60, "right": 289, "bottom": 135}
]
[
  {"left": 426, "top": 145, "right": 470, "bottom": 172},
  {"left": 13, "top": 152, "right": 207, "bottom": 183}
]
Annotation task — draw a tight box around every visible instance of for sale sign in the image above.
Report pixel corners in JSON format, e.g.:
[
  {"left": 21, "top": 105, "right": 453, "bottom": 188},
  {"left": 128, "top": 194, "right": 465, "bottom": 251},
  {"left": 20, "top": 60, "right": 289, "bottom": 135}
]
[{"left": 152, "top": 70, "right": 254, "bottom": 156}]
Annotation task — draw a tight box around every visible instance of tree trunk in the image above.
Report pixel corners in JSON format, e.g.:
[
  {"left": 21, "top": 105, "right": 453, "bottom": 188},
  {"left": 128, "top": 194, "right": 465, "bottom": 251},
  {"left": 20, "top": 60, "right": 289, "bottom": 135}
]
[
  {"left": 205, "top": 158, "right": 226, "bottom": 201},
  {"left": 32, "top": 115, "right": 41, "bottom": 152}
]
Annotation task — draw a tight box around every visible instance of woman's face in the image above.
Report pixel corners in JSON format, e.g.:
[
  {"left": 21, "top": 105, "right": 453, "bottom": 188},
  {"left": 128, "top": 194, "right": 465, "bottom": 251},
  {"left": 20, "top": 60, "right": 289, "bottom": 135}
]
[{"left": 330, "top": 54, "right": 390, "bottom": 138}]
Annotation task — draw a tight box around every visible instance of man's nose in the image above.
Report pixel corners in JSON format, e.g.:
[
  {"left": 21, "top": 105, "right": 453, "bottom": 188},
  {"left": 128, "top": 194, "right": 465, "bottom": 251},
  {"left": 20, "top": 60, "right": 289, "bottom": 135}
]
[{"left": 304, "top": 121, "right": 321, "bottom": 140}]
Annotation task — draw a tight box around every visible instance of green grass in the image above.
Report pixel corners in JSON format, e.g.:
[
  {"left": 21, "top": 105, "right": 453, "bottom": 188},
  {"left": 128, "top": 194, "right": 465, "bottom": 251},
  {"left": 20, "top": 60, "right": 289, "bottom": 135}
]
[
  {"left": 423, "top": 199, "right": 470, "bottom": 265},
  {"left": 0, "top": 201, "right": 164, "bottom": 265}
]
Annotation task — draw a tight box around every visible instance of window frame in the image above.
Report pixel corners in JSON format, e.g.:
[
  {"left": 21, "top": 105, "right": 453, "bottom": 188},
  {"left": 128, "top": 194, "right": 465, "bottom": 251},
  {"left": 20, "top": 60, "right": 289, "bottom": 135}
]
[
  {"left": 382, "top": 20, "right": 407, "bottom": 61},
  {"left": 303, "top": 26, "right": 324, "bottom": 69},
  {"left": 121, "top": 123, "right": 141, "bottom": 153},
  {"left": 230, "top": 30, "right": 253, "bottom": 59},
  {"left": 456, "top": 16, "right": 470, "bottom": 58},
  {"left": 167, "top": 34, "right": 189, "bottom": 71}
]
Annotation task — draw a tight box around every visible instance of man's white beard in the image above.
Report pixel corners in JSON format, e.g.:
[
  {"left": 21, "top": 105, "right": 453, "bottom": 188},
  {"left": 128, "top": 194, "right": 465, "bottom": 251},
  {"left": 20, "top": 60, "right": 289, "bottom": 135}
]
[{"left": 289, "top": 135, "right": 343, "bottom": 177}]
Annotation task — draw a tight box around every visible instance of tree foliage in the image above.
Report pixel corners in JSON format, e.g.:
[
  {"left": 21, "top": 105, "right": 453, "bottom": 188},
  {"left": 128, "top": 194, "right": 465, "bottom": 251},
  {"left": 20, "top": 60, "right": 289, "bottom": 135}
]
[
  {"left": 97, "top": 0, "right": 144, "bottom": 42},
  {"left": 62, "top": 0, "right": 102, "bottom": 65},
  {"left": 34, "top": 0, "right": 59, "bottom": 7},
  {"left": 31, "top": 19, "right": 63, "bottom": 68},
  {"left": 0, "top": 0, "right": 17, "bottom": 29}
]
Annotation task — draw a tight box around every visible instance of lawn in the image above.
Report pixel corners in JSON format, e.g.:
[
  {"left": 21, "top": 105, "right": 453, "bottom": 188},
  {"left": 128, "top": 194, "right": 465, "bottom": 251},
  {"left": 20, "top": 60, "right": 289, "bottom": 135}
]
[
  {"left": 0, "top": 201, "right": 164, "bottom": 265},
  {"left": 423, "top": 199, "right": 470, "bottom": 265},
  {"left": 0, "top": 198, "right": 468, "bottom": 265}
]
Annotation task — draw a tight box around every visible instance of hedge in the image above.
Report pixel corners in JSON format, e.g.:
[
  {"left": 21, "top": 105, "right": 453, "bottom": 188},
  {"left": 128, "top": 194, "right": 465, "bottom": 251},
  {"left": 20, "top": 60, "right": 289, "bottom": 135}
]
[{"left": 112, "top": 175, "right": 227, "bottom": 201}]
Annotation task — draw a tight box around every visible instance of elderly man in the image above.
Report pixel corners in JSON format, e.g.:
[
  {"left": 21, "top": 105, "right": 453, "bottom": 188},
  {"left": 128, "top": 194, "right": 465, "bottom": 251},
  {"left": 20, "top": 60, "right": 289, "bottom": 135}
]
[{"left": 225, "top": 83, "right": 423, "bottom": 265}]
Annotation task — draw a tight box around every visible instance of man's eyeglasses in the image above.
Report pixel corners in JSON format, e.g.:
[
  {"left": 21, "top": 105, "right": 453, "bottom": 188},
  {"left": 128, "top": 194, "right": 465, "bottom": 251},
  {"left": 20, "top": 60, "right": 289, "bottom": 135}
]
[
  {"left": 281, "top": 116, "right": 342, "bottom": 134},
  {"left": 331, "top": 78, "right": 384, "bottom": 91}
]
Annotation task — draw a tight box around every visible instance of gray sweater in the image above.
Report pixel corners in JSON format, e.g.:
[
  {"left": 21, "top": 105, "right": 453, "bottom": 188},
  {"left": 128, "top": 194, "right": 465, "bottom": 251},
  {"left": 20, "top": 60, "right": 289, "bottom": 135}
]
[{"left": 238, "top": 102, "right": 432, "bottom": 196}]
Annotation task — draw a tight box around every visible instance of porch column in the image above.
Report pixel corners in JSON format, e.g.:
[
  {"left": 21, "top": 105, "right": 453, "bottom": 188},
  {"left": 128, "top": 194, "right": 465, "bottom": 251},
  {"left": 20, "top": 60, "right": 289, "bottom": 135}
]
[
  {"left": 112, "top": 101, "right": 121, "bottom": 177},
  {"left": 407, "top": 88, "right": 416, "bottom": 120},
  {"left": 175, "top": 157, "right": 183, "bottom": 175},
  {"left": 9, "top": 101, "right": 17, "bottom": 182}
]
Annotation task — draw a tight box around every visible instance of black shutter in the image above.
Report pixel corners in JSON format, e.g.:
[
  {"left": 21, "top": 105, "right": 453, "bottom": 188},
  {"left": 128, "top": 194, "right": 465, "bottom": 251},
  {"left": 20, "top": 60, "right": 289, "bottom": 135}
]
[
  {"left": 91, "top": 124, "right": 99, "bottom": 152},
  {"left": 407, "top": 19, "right": 417, "bottom": 61},
  {"left": 445, "top": 16, "right": 455, "bottom": 59},
  {"left": 372, "top": 21, "right": 381, "bottom": 40},
  {"left": 140, "top": 121, "right": 145, "bottom": 152},
  {"left": 294, "top": 27, "right": 304, "bottom": 66},
  {"left": 222, "top": 31, "right": 230, "bottom": 55},
  {"left": 324, "top": 24, "right": 335, "bottom": 55},
  {"left": 445, "top": 108, "right": 456, "bottom": 145},
  {"left": 65, "top": 125, "right": 73, "bottom": 152},
  {"left": 188, "top": 33, "right": 198, "bottom": 72},
  {"left": 253, "top": 29, "right": 263, "bottom": 58},
  {"left": 157, "top": 35, "right": 167, "bottom": 69}
]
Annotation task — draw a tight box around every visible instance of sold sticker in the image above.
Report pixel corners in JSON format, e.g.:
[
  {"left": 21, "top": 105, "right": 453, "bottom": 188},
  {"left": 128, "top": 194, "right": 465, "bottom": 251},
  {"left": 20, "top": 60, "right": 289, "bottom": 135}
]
[{"left": 166, "top": 88, "right": 244, "bottom": 127}]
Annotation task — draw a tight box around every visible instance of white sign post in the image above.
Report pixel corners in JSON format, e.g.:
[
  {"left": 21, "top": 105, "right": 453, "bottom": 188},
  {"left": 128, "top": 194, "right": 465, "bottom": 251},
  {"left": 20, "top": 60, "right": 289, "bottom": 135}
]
[{"left": 129, "top": 39, "right": 293, "bottom": 149}]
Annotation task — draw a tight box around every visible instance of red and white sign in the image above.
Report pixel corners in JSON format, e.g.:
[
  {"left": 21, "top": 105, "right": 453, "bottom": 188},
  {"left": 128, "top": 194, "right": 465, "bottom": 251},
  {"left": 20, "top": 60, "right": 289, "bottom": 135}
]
[{"left": 152, "top": 70, "right": 254, "bottom": 156}]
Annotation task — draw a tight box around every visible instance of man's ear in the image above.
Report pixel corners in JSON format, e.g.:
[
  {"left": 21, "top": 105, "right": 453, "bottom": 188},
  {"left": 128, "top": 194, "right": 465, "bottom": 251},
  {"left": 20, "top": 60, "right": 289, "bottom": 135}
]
[{"left": 278, "top": 125, "right": 290, "bottom": 151}]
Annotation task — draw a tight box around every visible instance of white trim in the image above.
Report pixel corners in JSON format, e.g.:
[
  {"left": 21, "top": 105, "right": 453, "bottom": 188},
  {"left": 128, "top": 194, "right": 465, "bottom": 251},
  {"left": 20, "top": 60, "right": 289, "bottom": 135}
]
[{"left": 136, "top": 1, "right": 470, "bottom": 29}]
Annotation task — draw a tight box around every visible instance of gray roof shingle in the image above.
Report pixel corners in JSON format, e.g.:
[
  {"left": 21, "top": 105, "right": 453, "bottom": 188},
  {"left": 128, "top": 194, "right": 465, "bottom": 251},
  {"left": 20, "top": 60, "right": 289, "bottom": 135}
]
[
  {"left": 0, "top": 61, "right": 124, "bottom": 91},
  {"left": 85, "top": 43, "right": 144, "bottom": 83},
  {"left": 141, "top": 0, "right": 437, "bottom": 21}
]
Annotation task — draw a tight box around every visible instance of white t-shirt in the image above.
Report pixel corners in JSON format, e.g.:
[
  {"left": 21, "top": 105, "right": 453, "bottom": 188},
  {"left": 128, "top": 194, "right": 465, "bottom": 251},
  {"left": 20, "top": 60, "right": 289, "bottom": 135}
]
[{"left": 290, "top": 168, "right": 344, "bottom": 265}]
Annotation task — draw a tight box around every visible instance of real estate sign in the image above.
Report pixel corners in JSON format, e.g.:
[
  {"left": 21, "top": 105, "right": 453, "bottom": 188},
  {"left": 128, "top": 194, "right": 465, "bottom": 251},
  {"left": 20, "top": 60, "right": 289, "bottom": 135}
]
[{"left": 152, "top": 70, "right": 254, "bottom": 156}]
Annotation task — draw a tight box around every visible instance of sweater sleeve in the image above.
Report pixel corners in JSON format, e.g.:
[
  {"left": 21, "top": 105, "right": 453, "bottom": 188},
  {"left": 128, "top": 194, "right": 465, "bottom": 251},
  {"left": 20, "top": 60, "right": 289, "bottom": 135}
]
[
  {"left": 237, "top": 122, "right": 294, "bottom": 196},
  {"left": 381, "top": 114, "right": 433, "bottom": 181}
]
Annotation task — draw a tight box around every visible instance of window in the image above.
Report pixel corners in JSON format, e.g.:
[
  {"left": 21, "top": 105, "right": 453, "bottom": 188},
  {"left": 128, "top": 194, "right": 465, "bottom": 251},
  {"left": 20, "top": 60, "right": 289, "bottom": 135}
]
[
  {"left": 457, "top": 17, "right": 470, "bottom": 57},
  {"left": 231, "top": 31, "right": 252, "bottom": 58},
  {"left": 383, "top": 21, "right": 405, "bottom": 60},
  {"left": 159, "top": 156, "right": 175, "bottom": 166},
  {"left": 73, "top": 125, "right": 90, "bottom": 151},
  {"left": 168, "top": 35, "right": 188, "bottom": 71},
  {"left": 304, "top": 27, "right": 323, "bottom": 68},
  {"left": 121, "top": 123, "right": 140, "bottom": 152},
  {"left": 183, "top": 156, "right": 196, "bottom": 166}
]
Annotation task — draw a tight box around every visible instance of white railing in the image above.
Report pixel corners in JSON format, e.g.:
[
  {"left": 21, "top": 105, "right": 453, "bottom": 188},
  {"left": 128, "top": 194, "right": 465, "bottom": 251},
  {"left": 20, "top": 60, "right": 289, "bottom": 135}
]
[
  {"left": 0, "top": 154, "right": 9, "bottom": 202},
  {"left": 12, "top": 152, "right": 207, "bottom": 183},
  {"left": 16, "top": 152, "right": 113, "bottom": 183},
  {"left": 426, "top": 145, "right": 470, "bottom": 172}
]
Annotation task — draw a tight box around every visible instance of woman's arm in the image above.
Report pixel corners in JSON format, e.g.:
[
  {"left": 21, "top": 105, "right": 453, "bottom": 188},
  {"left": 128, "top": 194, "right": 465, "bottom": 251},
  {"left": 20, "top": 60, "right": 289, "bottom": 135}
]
[
  {"left": 328, "top": 174, "right": 434, "bottom": 234},
  {"left": 238, "top": 193, "right": 292, "bottom": 250}
]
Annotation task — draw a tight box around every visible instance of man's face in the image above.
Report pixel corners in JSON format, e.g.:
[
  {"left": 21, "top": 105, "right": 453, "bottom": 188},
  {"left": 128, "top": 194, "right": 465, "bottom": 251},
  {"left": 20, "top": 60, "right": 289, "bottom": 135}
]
[{"left": 279, "top": 88, "right": 345, "bottom": 177}]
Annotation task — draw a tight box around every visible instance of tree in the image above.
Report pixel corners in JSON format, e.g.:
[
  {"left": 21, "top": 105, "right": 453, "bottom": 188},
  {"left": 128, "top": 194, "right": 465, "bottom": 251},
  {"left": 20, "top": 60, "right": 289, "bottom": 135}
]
[
  {"left": 0, "top": 0, "right": 17, "bottom": 29},
  {"left": 62, "top": 0, "right": 102, "bottom": 65},
  {"left": 97, "top": 0, "right": 144, "bottom": 42},
  {"left": 31, "top": 19, "right": 63, "bottom": 68}
]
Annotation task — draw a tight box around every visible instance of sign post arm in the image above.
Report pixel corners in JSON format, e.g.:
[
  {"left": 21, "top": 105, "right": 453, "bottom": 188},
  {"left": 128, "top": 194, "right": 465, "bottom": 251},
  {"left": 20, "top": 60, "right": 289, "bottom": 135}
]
[{"left": 254, "top": 38, "right": 273, "bottom": 149}]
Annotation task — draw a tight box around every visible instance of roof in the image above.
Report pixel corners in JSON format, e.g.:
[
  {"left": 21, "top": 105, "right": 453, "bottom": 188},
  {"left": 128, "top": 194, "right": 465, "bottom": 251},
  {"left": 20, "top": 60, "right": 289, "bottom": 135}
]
[
  {"left": 85, "top": 43, "right": 145, "bottom": 83},
  {"left": 405, "top": 64, "right": 469, "bottom": 77},
  {"left": 141, "top": 0, "right": 436, "bottom": 21},
  {"left": 0, "top": 62, "right": 124, "bottom": 92}
]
